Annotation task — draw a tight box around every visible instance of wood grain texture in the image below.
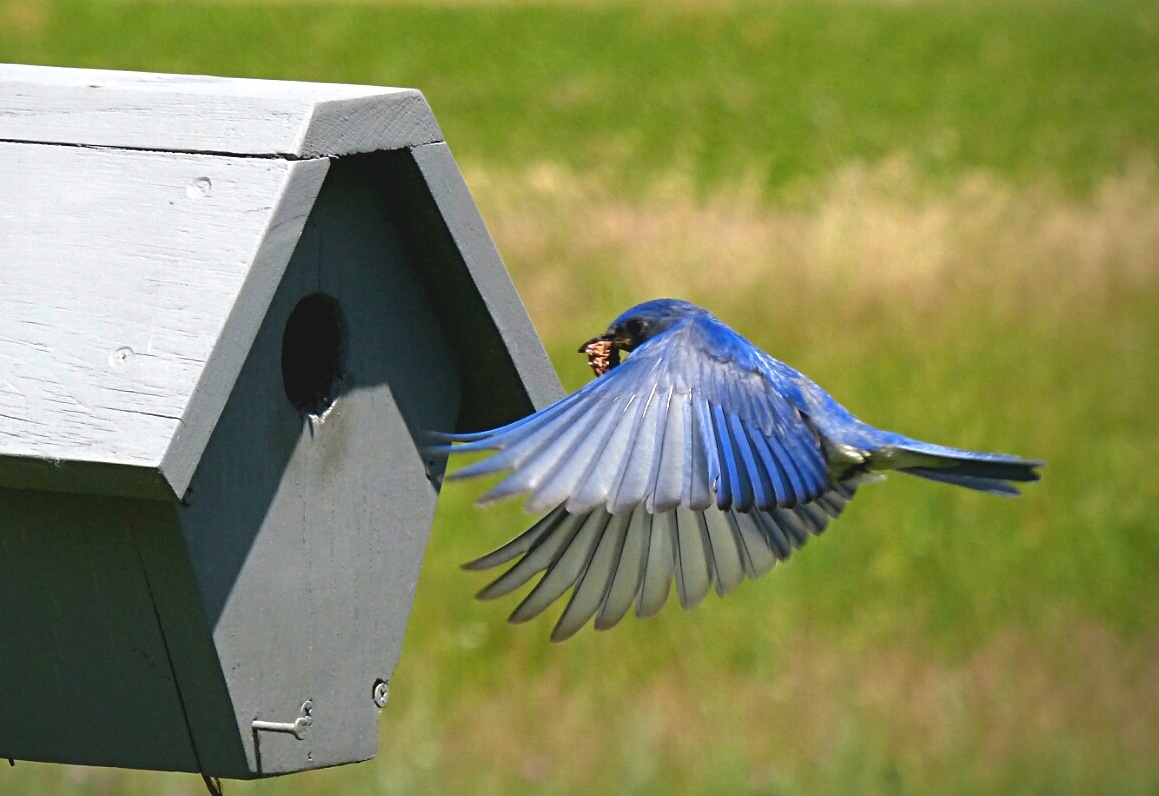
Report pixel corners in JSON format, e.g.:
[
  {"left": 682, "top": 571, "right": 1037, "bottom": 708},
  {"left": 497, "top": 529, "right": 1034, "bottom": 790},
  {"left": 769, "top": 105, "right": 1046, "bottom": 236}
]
[
  {"left": 0, "top": 64, "right": 443, "bottom": 157},
  {"left": 160, "top": 158, "right": 330, "bottom": 499},
  {"left": 0, "top": 141, "right": 324, "bottom": 493}
]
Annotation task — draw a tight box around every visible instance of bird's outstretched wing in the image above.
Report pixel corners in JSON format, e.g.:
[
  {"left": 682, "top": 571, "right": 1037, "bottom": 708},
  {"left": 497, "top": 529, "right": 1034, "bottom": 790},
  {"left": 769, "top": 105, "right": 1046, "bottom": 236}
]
[
  {"left": 433, "top": 316, "right": 832, "bottom": 514},
  {"left": 463, "top": 481, "right": 859, "bottom": 642}
]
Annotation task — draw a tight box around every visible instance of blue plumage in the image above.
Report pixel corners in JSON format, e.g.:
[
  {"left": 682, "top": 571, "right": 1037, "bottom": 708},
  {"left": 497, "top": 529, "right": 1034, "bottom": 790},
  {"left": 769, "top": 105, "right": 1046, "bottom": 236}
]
[{"left": 434, "top": 299, "right": 1041, "bottom": 641}]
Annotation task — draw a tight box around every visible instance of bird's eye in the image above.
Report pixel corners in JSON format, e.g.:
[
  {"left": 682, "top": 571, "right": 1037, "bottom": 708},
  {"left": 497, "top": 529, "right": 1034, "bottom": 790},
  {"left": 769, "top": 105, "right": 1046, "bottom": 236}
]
[{"left": 625, "top": 318, "right": 647, "bottom": 338}]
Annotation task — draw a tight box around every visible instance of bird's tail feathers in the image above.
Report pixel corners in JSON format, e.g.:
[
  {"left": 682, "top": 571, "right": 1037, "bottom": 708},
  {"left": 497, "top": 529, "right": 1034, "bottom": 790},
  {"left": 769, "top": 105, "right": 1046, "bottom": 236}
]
[{"left": 871, "top": 439, "right": 1042, "bottom": 496}]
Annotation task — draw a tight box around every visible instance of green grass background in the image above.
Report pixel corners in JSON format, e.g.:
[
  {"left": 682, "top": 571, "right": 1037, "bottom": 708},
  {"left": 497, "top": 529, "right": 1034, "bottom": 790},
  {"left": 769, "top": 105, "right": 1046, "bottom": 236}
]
[{"left": 2, "top": 0, "right": 1157, "bottom": 793}]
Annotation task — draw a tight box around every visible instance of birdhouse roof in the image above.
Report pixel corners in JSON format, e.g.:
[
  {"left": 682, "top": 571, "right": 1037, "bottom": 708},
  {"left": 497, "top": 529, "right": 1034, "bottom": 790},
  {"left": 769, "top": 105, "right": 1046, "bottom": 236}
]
[{"left": 0, "top": 64, "right": 561, "bottom": 501}]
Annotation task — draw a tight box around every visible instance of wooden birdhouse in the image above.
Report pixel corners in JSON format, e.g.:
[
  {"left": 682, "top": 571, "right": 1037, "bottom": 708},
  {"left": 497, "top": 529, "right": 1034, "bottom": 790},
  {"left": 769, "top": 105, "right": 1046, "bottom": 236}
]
[{"left": 0, "top": 64, "right": 561, "bottom": 780}]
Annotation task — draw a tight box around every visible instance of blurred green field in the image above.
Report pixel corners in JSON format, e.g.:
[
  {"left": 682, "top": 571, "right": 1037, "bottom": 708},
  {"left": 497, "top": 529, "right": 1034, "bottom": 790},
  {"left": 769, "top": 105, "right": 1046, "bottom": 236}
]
[
  {"left": 4, "top": 0, "right": 1158, "bottom": 195},
  {"left": 2, "top": 0, "right": 1157, "bottom": 794}
]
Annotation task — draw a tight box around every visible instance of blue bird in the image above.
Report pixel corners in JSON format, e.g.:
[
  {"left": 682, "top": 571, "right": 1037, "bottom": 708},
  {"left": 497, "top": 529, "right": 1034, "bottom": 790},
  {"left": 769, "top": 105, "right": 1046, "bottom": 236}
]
[{"left": 434, "top": 299, "right": 1041, "bottom": 641}]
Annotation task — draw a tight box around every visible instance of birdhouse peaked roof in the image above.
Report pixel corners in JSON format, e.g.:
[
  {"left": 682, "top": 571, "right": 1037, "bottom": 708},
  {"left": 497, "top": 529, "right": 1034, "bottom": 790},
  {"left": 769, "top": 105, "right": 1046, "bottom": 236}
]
[{"left": 0, "top": 64, "right": 561, "bottom": 502}]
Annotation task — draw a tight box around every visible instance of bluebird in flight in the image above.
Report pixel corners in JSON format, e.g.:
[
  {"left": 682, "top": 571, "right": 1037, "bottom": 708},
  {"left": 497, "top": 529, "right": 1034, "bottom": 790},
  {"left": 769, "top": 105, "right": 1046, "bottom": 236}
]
[{"left": 434, "top": 299, "right": 1041, "bottom": 642}]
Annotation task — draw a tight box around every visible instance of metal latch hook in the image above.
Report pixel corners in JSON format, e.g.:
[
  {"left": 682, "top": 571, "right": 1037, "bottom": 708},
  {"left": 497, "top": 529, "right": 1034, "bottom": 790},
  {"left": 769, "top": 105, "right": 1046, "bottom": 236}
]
[{"left": 251, "top": 700, "right": 313, "bottom": 740}]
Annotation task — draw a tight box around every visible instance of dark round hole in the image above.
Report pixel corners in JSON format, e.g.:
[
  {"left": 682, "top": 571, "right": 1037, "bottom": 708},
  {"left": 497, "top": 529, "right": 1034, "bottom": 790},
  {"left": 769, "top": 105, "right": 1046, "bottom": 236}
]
[{"left": 282, "top": 293, "right": 346, "bottom": 415}]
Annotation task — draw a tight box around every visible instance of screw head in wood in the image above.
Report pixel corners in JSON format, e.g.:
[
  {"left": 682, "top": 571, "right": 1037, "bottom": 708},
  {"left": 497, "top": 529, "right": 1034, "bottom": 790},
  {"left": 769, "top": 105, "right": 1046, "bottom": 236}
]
[{"left": 372, "top": 680, "right": 389, "bottom": 709}]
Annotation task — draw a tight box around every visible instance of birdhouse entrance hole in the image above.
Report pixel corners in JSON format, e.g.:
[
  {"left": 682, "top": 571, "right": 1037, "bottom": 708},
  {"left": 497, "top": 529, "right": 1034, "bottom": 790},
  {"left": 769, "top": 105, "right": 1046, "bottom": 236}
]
[{"left": 281, "top": 292, "right": 347, "bottom": 416}]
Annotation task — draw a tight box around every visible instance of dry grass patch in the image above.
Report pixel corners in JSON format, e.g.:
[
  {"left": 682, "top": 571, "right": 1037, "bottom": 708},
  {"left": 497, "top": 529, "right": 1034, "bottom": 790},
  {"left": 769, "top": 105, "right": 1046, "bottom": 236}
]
[
  {"left": 466, "top": 158, "right": 1159, "bottom": 343},
  {"left": 0, "top": 0, "right": 48, "bottom": 33}
]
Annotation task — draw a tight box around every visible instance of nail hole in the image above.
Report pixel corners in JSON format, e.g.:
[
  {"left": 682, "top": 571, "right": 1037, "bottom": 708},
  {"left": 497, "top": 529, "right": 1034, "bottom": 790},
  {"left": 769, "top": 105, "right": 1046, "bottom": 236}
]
[{"left": 186, "top": 176, "right": 212, "bottom": 199}]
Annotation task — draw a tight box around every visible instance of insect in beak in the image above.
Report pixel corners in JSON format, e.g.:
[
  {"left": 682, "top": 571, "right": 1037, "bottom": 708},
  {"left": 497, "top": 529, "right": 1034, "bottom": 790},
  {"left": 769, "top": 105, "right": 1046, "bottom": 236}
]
[{"left": 578, "top": 335, "right": 621, "bottom": 377}]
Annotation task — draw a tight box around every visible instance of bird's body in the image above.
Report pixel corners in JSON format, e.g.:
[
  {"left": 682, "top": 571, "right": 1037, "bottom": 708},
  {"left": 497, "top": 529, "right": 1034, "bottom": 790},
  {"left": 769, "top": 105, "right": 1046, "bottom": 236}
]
[{"left": 435, "top": 299, "right": 1040, "bottom": 641}]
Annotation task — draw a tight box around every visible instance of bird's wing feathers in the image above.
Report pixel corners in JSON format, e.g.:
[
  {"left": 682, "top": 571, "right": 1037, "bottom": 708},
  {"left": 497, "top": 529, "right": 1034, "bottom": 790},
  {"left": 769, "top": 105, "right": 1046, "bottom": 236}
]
[
  {"left": 465, "top": 481, "right": 858, "bottom": 642},
  {"left": 438, "top": 315, "right": 831, "bottom": 514},
  {"left": 442, "top": 303, "right": 1042, "bottom": 640}
]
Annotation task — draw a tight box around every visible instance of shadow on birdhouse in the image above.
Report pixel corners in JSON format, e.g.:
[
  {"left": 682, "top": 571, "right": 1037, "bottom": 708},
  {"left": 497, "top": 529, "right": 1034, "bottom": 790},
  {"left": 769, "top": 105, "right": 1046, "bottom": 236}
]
[{"left": 0, "top": 64, "right": 561, "bottom": 781}]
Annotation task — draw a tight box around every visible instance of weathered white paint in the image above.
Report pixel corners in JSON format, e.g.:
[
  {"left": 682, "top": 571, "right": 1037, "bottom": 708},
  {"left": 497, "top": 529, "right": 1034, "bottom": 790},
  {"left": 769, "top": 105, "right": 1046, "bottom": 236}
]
[
  {"left": 0, "top": 64, "right": 443, "bottom": 157},
  {"left": 0, "top": 140, "right": 327, "bottom": 484}
]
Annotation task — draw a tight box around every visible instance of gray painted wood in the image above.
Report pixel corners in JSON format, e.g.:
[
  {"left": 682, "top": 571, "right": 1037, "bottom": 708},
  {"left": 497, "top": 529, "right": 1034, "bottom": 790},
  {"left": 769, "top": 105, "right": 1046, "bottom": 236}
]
[
  {"left": 0, "top": 159, "right": 462, "bottom": 779},
  {"left": 371, "top": 145, "right": 563, "bottom": 432},
  {"left": 0, "top": 141, "right": 326, "bottom": 499},
  {"left": 0, "top": 64, "right": 564, "bottom": 779},
  {"left": 410, "top": 143, "right": 564, "bottom": 413},
  {"left": 0, "top": 65, "right": 557, "bottom": 501},
  {"left": 169, "top": 159, "right": 458, "bottom": 777},
  {"left": 133, "top": 509, "right": 251, "bottom": 776},
  {"left": 0, "top": 490, "right": 200, "bottom": 771},
  {"left": 160, "top": 158, "right": 331, "bottom": 500},
  {"left": 0, "top": 64, "right": 443, "bottom": 157}
]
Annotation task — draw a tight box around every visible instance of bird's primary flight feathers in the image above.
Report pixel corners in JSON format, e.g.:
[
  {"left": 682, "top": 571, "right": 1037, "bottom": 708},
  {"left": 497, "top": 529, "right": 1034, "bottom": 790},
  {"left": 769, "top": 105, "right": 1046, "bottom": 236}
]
[{"left": 463, "top": 480, "right": 861, "bottom": 643}]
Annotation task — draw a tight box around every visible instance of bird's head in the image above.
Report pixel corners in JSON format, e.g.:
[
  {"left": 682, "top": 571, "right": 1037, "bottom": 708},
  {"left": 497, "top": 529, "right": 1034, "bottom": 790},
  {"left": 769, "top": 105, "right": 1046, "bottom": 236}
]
[{"left": 579, "top": 299, "right": 706, "bottom": 376}]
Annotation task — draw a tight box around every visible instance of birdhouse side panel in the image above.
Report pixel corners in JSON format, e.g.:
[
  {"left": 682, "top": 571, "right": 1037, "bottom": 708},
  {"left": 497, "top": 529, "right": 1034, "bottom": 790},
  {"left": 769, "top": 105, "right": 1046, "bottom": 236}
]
[{"left": 0, "top": 141, "right": 313, "bottom": 487}]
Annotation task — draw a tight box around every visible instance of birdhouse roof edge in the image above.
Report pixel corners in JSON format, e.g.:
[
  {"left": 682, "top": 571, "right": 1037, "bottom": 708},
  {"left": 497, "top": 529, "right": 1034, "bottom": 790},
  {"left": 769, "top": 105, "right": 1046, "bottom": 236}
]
[{"left": 0, "top": 63, "right": 444, "bottom": 159}]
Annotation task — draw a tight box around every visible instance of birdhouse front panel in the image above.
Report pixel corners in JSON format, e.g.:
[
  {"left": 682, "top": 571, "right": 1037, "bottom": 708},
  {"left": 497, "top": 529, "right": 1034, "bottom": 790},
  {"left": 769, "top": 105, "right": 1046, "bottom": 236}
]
[{"left": 156, "top": 157, "right": 461, "bottom": 777}]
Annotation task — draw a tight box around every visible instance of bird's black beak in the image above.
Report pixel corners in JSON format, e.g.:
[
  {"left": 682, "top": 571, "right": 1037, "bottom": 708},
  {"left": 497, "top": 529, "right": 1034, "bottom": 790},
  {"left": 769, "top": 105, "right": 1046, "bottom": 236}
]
[{"left": 576, "top": 334, "right": 610, "bottom": 355}]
